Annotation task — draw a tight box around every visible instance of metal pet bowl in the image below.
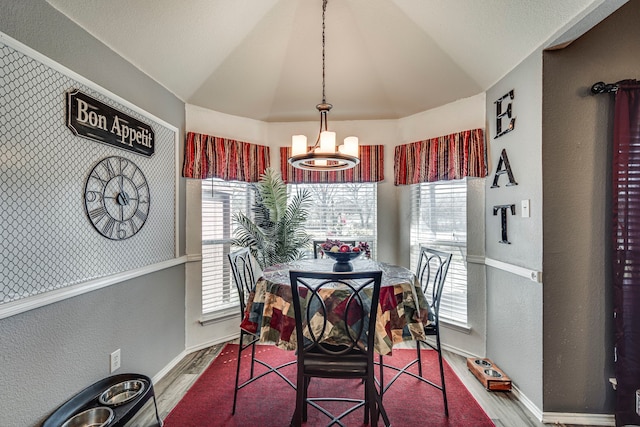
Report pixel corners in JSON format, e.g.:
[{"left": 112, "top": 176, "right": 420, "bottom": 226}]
[
  {"left": 484, "top": 368, "right": 503, "bottom": 378},
  {"left": 98, "top": 379, "right": 146, "bottom": 407},
  {"left": 474, "top": 359, "right": 492, "bottom": 367},
  {"left": 61, "top": 407, "right": 114, "bottom": 427}
]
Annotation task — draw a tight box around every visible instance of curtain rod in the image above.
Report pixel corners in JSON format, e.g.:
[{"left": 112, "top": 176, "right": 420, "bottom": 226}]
[{"left": 591, "top": 81, "right": 619, "bottom": 94}]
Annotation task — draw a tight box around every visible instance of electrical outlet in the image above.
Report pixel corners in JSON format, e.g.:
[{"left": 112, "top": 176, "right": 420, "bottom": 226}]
[
  {"left": 636, "top": 389, "right": 640, "bottom": 416},
  {"left": 110, "top": 349, "right": 121, "bottom": 373}
]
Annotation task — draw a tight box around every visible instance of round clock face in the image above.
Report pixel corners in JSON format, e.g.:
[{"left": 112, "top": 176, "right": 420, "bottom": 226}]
[{"left": 84, "top": 156, "right": 150, "bottom": 240}]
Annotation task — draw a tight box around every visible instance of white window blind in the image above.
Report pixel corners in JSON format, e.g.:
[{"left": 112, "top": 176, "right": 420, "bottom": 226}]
[
  {"left": 410, "top": 179, "right": 468, "bottom": 325},
  {"left": 201, "top": 178, "right": 252, "bottom": 315},
  {"left": 288, "top": 183, "right": 377, "bottom": 258}
]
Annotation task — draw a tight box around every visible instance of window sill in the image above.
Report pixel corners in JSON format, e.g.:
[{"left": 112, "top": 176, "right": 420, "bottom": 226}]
[
  {"left": 440, "top": 319, "right": 471, "bottom": 334},
  {"left": 199, "top": 307, "right": 240, "bottom": 326}
]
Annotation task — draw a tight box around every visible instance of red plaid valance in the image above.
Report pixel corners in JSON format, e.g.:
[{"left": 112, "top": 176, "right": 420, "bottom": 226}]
[
  {"left": 280, "top": 145, "right": 384, "bottom": 184},
  {"left": 393, "top": 128, "right": 487, "bottom": 185},
  {"left": 182, "top": 132, "right": 270, "bottom": 182}
]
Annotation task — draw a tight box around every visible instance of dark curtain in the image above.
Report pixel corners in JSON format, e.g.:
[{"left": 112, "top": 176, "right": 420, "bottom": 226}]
[{"left": 613, "top": 79, "right": 640, "bottom": 426}]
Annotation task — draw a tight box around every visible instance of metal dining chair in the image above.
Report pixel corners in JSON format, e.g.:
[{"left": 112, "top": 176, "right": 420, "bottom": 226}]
[
  {"left": 377, "top": 247, "right": 453, "bottom": 416},
  {"left": 288, "top": 270, "right": 390, "bottom": 427},
  {"left": 227, "top": 248, "right": 296, "bottom": 415}
]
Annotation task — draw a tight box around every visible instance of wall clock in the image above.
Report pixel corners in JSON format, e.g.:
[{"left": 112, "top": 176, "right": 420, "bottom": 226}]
[{"left": 84, "top": 156, "right": 150, "bottom": 240}]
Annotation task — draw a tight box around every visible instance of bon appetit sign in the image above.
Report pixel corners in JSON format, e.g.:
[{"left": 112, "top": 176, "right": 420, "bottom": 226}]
[{"left": 66, "top": 90, "right": 154, "bottom": 157}]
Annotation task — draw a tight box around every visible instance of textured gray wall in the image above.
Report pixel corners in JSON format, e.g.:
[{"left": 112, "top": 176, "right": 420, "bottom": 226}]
[
  {"left": 485, "top": 51, "right": 544, "bottom": 409},
  {"left": 0, "top": 267, "right": 185, "bottom": 426},
  {"left": 541, "top": 0, "right": 640, "bottom": 414},
  {"left": 0, "top": 1, "right": 186, "bottom": 425}
]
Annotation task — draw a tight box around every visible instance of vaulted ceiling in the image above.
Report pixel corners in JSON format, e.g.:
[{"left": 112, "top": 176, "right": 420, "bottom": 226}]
[{"left": 46, "top": 0, "right": 624, "bottom": 122}]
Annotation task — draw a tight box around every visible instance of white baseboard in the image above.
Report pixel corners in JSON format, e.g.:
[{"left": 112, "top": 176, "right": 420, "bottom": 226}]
[
  {"left": 542, "top": 411, "right": 615, "bottom": 426},
  {"left": 151, "top": 349, "right": 188, "bottom": 385},
  {"left": 492, "top": 374, "right": 614, "bottom": 426},
  {"left": 185, "top": 332, "right": 239, "bottom": 354},
  {"left": 151, "top": 333, "right": 239, "bottom": 385},
  {"left": 443, "top": 347, "right": 614, "bottom": 426},
  {"left": 510, "top": 384, "right": 543, "bottom": 421}
]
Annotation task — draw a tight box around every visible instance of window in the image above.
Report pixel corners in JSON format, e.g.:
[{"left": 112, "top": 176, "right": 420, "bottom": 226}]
[
  {"left": 410, "top": 179, "right": 468, "bottom": 326},
  {"left": 288, "top": 183, "right": 377, "bottom": 258},
  {"left": 201, "top": 180, "right": 376, "bottom": 315},
  {"left": 201, "top": 178, "right": 253, "bottom": 315}
]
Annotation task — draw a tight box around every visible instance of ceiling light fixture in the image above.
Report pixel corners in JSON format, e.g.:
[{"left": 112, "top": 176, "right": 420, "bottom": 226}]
[{"left": 288, "top": 0, "right": 359, "bottom": 171}]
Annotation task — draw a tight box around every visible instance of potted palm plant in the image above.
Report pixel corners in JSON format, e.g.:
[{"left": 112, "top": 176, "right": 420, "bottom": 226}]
[{"left": 232, "top": 167, "right": 312, "bottom": 269}]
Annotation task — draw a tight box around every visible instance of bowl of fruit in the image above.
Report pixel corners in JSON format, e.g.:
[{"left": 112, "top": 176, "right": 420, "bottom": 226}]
[{"left": 319, "top": 239, "right": 367, "bottom": 272}]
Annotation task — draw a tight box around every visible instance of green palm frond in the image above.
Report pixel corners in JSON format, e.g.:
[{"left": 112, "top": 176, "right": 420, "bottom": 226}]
[
  {"left": 232, "top": 167, "right": 312, "bottom": 269},
  {"left": 257, "top": 167, "right": 288, "bottom": 222}
]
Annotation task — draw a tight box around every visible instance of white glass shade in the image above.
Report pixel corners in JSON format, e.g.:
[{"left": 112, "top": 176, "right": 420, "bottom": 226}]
[
  {"left": 318, "top": 131, "right": 336, "bottom": 154},
  {"left": 342, "top": 136, "right": 359, "bottom": 158},
  {"left": 291, "top": 135, "right": 308, "bottom": 156}
]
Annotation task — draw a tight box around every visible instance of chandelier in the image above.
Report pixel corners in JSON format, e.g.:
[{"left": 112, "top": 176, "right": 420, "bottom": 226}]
[{"left": 288, "top": 0, "right": 359, "bottom": 171}]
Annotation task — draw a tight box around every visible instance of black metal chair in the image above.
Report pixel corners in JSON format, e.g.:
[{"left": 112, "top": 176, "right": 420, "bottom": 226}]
[
  {"left": 288, "top": 269, "right": 390, "bottom": 427},
  {"left": 227, "top": 248, "right": 296, "bottom": 415},
  {"left": 378, "top": 247, "right": 453, "bottom": 416}
]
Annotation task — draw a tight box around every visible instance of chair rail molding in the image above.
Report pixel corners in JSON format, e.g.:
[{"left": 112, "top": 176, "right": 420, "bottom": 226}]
[
  {"left": 186, "top": 253, "right": 203, "bottom": 262},
  {"left": 466, "top": 255, "right": 542, "bottom": 283},
  {"left": 0, "top": 256, "right": 188, "bottom": 320}
]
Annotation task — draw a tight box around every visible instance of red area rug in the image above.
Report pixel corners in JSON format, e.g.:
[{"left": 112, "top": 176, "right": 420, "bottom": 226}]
[{"left": 164, "top": 343, "right": 494, "bottom": 426}]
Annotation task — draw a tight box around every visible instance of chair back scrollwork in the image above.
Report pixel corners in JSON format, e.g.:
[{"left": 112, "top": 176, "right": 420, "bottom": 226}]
[{"left": 416, "top": 247, "right": 453, "bottom": 323}]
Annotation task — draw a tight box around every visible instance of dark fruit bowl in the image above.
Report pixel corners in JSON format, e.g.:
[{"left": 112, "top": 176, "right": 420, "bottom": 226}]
[
  {"left": 324, "top": 251, "right": 364, "bottom": 262},
  {"left": 323, "top": 250, "right": 364, "bottom": 271}
]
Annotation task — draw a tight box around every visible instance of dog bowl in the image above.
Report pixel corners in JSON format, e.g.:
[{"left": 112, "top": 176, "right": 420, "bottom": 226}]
[
  {"left": 61, "top": 407, "right": 114, "bottom": 427},
  {"left": 484, "top": 368, "right": 503, "bottom": 378},
  {"left": 474, "top": 359, "right": 492, "bottom": 367},
  {"left": 98, "top": 379, "right": 146, "bottom": 407}
]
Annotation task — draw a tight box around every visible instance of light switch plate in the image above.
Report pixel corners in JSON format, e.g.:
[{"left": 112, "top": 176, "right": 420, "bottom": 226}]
[{"left": 521, "top": 199, "right": 530, "bottom": 218}]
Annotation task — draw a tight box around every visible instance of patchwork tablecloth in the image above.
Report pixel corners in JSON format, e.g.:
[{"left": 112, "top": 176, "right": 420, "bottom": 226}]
[{"left": 240, "top": 258, "right": 432, "bottom": 355}]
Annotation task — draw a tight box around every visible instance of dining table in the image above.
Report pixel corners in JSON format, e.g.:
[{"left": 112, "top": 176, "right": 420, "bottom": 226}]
[{"left": 239, "top": 257, "right": 433, "bottom": 355}]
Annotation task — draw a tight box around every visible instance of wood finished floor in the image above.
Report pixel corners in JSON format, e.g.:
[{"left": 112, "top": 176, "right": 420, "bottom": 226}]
[{"left": 126, "top": 341, "right": 596, "bottom": 427}]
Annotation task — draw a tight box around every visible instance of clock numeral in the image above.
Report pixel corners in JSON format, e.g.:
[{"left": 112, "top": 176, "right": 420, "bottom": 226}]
[
  {"left": 139, "top": 197, "right": 149, "bottom": 205},
  {"left": 102, "top": 158, "right": 116, "bottom": 180},
  {"left": 89, "top": 206, "right": 107, "bottom": 222},
  {"left": 116, "top": 222, "right": 128, "bottom": 240},
  {"left": 85, "top": 191, "right": 103, "bottom": 203},
  {"left": 119, "top": 158, "right": 129, "bottom": 175},
  {"left": 102, "top": 217, "right": 116, "bottom": 237},
  {"left": 90, "top": 171, "right": 108, "bottom": 187},
  {"left": 134, "top": 209, "right": 148, "bottom": 222}
]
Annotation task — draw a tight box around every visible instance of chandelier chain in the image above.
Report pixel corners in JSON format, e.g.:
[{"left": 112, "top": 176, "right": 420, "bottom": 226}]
[
  {"left": 322, "top": 0, "right": 327, "bottom": 104},
  {"left": 287, "top": 0, "right": 359, "bottom": 171}
]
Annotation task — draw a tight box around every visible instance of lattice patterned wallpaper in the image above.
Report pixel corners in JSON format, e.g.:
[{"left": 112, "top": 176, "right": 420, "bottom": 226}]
[{"left": 0, "top": 38, "right": 177, "bottom": 304}]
